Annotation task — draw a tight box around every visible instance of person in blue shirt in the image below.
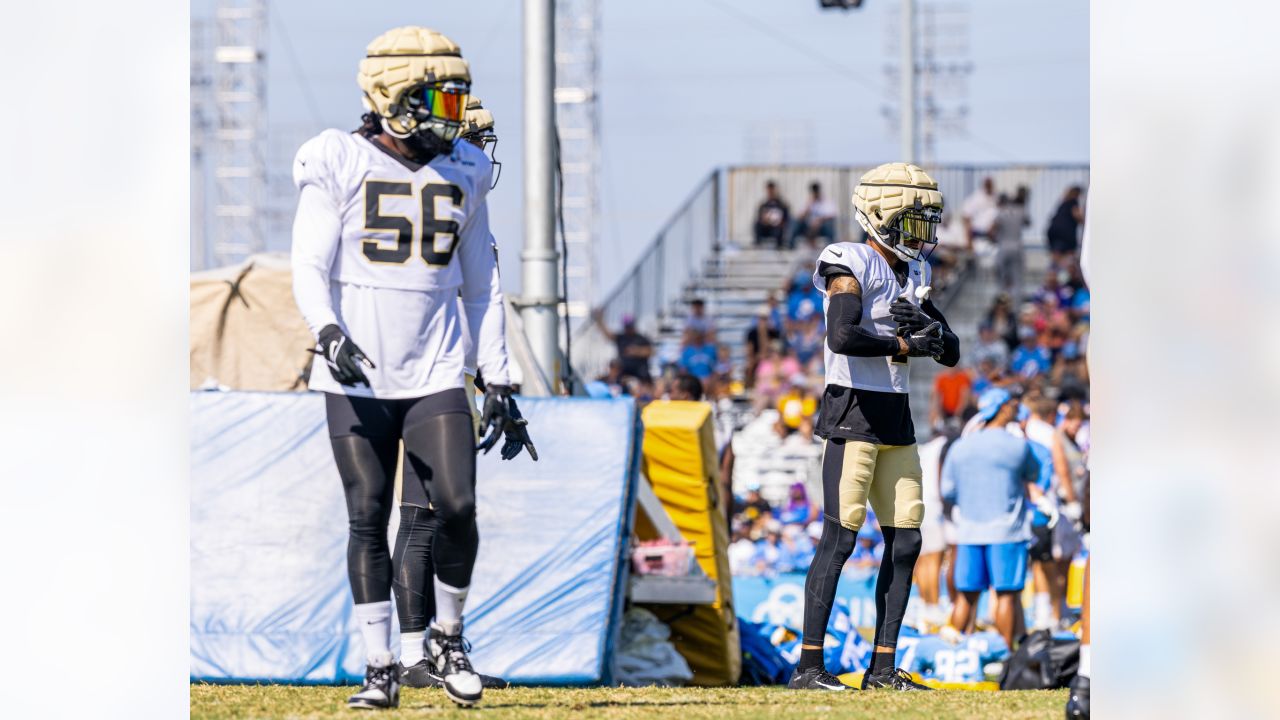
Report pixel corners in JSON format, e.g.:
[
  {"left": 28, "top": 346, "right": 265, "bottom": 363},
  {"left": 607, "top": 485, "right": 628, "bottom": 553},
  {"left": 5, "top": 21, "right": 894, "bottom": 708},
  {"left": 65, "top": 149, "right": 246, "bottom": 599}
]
[
  {"left": 786, "top": 270, "right": 824, "bottom": 323},
  {"left": 678, "top": 329, "right": 719, "bottom": 380},
  {"left": 777, "top": 524, "right": 816, "bottom": 573},
  {"left": 941, "top": 388, "right": 1050, "bottom": 648},
  {"left": 1009, "top": 327, "right": 1052, "bottom": 378}
]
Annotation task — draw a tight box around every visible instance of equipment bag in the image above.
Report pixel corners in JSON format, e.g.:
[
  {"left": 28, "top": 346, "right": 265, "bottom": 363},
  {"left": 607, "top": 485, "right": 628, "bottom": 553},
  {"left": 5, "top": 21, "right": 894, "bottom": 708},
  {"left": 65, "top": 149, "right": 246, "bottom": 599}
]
[{"left": 998, "top": 629, "right": 1080, "bottom": 690}]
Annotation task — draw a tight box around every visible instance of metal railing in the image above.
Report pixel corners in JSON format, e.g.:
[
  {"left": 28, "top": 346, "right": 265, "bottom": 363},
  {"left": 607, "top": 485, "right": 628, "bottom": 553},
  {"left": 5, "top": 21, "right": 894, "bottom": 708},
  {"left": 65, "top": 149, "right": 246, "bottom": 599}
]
[
  {"left": 726, "top": 164, "right": 1090, "bottom": 248},
  {"left": 572, "top": 170, "right": 722, "bottom": 381},
  {"left": 570, "top": 164, "right": 1088, "bottom": 384}
]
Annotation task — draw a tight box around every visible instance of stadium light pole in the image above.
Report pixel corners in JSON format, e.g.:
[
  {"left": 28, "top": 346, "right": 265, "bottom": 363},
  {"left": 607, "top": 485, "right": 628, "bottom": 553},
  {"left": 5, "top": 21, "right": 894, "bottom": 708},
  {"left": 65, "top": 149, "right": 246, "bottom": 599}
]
[
  {"left": 900, "top": 0, "right": 916, "bottom": 163},
  {"left": 522, "top": 0, "right": 561, "bottom": 395}
]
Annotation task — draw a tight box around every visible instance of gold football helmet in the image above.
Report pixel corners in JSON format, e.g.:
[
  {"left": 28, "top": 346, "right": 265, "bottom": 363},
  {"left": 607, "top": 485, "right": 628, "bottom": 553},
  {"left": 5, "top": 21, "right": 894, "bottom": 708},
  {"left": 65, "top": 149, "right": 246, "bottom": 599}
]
[
  {"left": 461, "top": 97, "right": 501, "bottom": 189},
  {"left": 852, "top": 162, "right": 944, "bottom": 262},
  {"left": 357, "top": 26, "right": 471, "bottom": 145}
]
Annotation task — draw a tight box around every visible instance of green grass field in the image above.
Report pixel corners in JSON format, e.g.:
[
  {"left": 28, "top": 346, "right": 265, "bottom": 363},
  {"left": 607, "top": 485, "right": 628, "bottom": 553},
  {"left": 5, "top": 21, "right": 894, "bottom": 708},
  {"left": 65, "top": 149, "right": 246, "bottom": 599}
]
[{"left": 191, "top": 684, "right": 1068, "bottom": 720}]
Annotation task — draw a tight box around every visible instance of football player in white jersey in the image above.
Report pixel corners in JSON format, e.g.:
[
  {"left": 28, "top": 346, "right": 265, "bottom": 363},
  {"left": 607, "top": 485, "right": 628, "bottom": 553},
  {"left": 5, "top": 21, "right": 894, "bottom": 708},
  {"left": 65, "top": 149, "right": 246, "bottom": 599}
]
[
  {"left": 461, "top": 96, "right": 501, "bottom": 190},
  {"left": 453, "top": 96, "right": 533, "bottom": 460},
  {"left": 389, "top": 95, "right": 529, "bottom": 696},
  {"left": 787, "top": 163, "right": 960, "bottom": 692},
  {"left": 290, "top": 26, "right": 526, "bottom": 710}
]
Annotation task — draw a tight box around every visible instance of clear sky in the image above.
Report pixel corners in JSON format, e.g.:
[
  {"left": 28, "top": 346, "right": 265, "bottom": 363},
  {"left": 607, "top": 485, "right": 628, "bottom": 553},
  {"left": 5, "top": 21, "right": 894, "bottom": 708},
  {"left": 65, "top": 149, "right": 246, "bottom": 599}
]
[{"left": 192, "top": 0, "right": 1087, "bottom": 295}]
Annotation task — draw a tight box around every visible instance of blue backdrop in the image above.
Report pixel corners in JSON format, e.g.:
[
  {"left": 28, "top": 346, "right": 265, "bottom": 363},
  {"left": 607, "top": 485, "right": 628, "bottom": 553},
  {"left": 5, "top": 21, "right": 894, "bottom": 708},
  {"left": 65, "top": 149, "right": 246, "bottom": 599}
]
[{"left": 190, "top": 392, "right": 640, "bottom": 685}]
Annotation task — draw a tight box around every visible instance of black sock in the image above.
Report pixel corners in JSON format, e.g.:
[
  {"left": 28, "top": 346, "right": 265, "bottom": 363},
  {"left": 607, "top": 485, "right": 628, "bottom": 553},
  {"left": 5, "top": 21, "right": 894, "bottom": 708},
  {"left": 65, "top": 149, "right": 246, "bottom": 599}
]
[
  {"left": 798, "top": 646, "right": 825, "bottom": 672},
  {"left": 870, "top": 649, "right": 896, "bottom": 674}
]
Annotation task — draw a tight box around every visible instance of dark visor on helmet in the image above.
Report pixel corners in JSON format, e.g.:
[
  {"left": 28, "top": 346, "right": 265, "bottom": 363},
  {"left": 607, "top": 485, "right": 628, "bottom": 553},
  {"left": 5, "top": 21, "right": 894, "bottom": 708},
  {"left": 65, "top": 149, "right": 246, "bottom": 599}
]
[{"left": 897, "top": 207, "right": 943, "bottom": 246}]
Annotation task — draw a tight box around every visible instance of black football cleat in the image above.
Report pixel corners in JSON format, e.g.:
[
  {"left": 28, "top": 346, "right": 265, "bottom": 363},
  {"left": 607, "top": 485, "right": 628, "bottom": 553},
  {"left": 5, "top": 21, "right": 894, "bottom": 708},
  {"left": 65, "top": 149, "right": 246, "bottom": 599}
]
[
  {"left": 398, "top": 659, "right": 443, "bottom": 688},
  {"left": 347, "top": 655, "right": 400, "bottom": 710},
  {"left": 399, "top": 658, "right": 507, "bottom": 691},
  {"left": 787, "top": 666, "right": 851, "bottom": 691},
  {"left": 428, "top": 623, "right": 483, "bottom": 707},
  {"left": 1065, "top": 674, "right": 1090, "bottom": 719},
  {"left": 861, "top": 666, "right": 933, "bottom": 691}
]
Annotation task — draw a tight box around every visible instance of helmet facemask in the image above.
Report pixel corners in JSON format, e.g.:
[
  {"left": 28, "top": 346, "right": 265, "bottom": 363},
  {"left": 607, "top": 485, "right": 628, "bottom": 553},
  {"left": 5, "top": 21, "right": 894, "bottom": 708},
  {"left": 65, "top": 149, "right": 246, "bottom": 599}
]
[
  {"left": 851, "top": 162, "right": 945, "bottom": 264},
  {"left": 383, "top": 79, "right": 470, "bottom": 157},
  {"left": 866, "top": 200, "right": 942, "bottom": 263},
  {"left": 888, "top": 203, "right": 942, "bottom": 262},
  {"left": 473, "top": 132, "right": 501, "bottom": 189}
]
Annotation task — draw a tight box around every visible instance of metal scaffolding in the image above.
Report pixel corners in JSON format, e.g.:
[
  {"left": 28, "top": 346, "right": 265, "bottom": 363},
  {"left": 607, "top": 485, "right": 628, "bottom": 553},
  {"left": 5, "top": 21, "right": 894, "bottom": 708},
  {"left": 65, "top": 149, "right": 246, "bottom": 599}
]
[
  {"left": 553, "top": 0, "right": 600, "bottom": 318},
  {"left": 882, "top": 0, "right": 971, "bottom": 164},
  {"left": 191, "top": 19, "right": 211, "bottom": 271},
  {"left": 212, "top": 0, "right": 268, "bottom": 267}
]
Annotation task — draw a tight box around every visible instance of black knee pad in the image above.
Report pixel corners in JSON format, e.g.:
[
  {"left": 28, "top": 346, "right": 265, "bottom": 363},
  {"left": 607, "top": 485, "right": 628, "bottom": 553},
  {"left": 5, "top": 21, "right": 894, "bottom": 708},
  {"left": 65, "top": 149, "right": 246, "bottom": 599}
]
[
  {"left": 434, "top": 495, "right": 476, "bottom": 528},
  {"left": 826, "top": 519, "right": 857, "bottom": 563},
  {"left": 888, "top": 527, "right": 923, "bottom": 562}
]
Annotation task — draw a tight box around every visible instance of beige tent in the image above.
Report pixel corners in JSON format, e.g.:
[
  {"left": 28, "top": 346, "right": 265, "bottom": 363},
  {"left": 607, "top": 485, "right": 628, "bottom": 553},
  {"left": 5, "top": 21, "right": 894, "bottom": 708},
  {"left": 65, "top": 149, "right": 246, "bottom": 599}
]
[{"left": 190, "top": 253, "right": 314, "bottom": 391}]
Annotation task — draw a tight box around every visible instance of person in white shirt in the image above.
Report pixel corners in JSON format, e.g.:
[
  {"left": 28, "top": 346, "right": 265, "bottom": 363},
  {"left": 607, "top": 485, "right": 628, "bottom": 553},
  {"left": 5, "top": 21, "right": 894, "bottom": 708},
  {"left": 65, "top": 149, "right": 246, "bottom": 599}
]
[
  {"left": 797, "top": 182, "right": 839, "bottom": 245},
  {"left": 290, "top": 26, "right": 531, "bottom": 710},
  {"left": 961, "top": 176, "right": 999, "bottom": 248}
]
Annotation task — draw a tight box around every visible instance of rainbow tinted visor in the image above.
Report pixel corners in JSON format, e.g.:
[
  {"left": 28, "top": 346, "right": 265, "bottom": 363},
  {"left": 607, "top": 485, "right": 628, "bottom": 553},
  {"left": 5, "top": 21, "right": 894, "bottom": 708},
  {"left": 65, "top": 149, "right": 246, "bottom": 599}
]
[{"left": 403, "top": 81, "right": 470, "bottom": 124}]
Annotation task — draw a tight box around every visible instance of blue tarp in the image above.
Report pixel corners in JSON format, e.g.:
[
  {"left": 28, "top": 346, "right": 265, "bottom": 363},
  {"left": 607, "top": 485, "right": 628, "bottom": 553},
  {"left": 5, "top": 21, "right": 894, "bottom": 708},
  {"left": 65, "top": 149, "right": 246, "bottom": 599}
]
[
  {"left": 734, "top": 571, "right": 994, "bottom": 630},
  {"left": 191, "top": 392, "right": 639, "bottom": 685}
]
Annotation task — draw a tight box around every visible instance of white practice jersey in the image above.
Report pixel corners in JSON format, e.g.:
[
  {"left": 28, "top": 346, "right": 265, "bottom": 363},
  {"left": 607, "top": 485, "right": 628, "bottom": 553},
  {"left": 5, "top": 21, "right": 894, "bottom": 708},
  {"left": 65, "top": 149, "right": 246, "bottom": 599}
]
[
  {"left": 813, "top": 241, "right": 932, "bottom": 394},
  {"left": 291, "top": 129, "right": 509, "bottom": 398}
]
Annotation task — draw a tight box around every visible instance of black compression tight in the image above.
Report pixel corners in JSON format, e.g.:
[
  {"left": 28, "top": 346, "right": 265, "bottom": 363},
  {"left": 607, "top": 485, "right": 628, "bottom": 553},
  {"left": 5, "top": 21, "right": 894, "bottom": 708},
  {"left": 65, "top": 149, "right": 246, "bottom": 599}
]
[
  {"left": 330, "top": 433, "right": 399, "bottom": 605},
  {"left": 873, "top": 526, "right": 923, "bottom": 649},
  {"left": 392, "top": 505, "right": 439, "bottom": 633},
  {"left": 326, "top": 389, "right": 476, "bottom": 617},
  {"left": 801, "top": 518, "right": 858, "bottom": 647},
  {"left": 399, "top": 409, "right": 479, "bottom": 591},
  {"left": 800, "top": 520, "right": 923, "bottom": 658}
]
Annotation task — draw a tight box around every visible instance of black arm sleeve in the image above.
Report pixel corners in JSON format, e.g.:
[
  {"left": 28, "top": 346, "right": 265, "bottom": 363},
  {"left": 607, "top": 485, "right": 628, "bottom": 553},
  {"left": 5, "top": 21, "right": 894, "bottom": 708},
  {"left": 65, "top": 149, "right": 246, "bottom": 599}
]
[
  {"left": 826, "top": 292, "right": 902, "bottom": 357},
  {"left": 921, "top": 298, "right": 961, "bottom": 367}
]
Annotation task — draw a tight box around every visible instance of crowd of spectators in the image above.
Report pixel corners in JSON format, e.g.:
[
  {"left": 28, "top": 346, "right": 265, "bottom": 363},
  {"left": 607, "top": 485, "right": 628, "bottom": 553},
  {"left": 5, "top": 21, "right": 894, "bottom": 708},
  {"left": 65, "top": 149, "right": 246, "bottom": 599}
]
[
  {"left": 727, "top": 482, "right": 886, "bottom": 578},
  {"left": 591, "top": 178, "right": 1090, "bottom": 614}
]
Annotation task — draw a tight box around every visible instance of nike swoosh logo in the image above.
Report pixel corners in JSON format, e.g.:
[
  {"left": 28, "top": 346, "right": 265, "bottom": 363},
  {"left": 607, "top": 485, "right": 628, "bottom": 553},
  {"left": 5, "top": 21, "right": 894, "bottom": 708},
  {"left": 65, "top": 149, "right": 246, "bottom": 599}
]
[
  {"left": 299, "top": 160, "right": 307, "bottom": 166},
  {"left": 817, "top": 681, "right": 844, "bottom": 689},
  {"left": 830, "top": 249, "right": 843, "bottom": 256}
]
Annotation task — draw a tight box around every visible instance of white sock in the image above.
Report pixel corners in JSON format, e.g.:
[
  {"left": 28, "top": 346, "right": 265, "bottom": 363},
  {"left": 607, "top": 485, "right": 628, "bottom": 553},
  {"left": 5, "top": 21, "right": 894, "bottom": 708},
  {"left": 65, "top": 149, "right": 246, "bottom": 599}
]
[
  {"left": 433, "top": 578, "right": 469, "bottom": 635},
  {"left": 1078, "top": 644, "right": 1091, "bottom": 678},
  {"left": 1034, "top": 592, "right": 1052, "bottom": 627},
  {"left": 400, "top": 631, "right": 426, "bottom": 666},
  {"left": 353, "top": 601, "right": 393, "bottom": 664}
]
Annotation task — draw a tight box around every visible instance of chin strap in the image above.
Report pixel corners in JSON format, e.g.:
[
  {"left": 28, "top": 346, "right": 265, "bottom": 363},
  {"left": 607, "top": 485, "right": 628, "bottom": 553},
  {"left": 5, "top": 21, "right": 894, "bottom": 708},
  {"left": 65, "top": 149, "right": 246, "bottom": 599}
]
[
  {"left": 871, "top": 232, "right": 920, "bottom": 262},
  {"left": 375, "top": 117, "right": 450, "bottom": 164}
]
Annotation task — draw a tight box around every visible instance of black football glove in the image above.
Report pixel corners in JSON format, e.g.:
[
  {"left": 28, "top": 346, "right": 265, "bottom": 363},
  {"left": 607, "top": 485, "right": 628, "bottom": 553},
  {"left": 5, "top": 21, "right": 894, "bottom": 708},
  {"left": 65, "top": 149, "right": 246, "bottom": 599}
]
[
  {"left": 310, "top": 324, "right": 375, "bottom": 386},
  {"left": 498, "top": 396, "right": 538, "bottom": 461},
  {"left": 477, "top": 383, "right": 515, "bottom": 454},
  {"left": 903, "top": 321, "right": 944, "bottom": 358},
  {"left": 890, "top": 298, "right": 932, "bottom": 336}
]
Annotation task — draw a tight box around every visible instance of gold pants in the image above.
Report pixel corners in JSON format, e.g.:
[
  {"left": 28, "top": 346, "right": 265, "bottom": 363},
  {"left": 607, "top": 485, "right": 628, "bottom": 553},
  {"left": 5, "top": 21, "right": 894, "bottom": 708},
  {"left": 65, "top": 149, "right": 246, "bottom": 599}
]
[
  {"left": 822, "top": 439, "right": 924, "bottom": 531},
  {"left": 464, "top": 373, "right": 483, "bottom": 443}
]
